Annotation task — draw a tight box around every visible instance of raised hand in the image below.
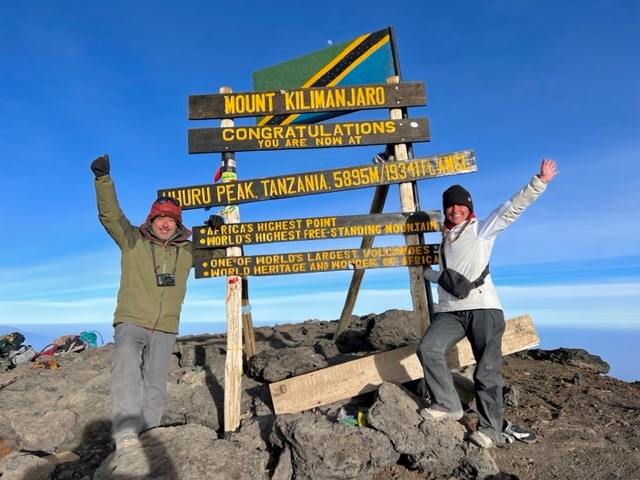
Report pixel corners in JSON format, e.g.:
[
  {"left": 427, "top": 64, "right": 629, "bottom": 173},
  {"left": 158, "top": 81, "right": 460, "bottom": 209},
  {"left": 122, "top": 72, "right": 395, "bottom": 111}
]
[
  {"left": 91, "top": 154, "right": 110, "bottom": 178},
  {"left": 539, "top": 158, "right": 559, "bottom": 183},
  {"left": 206, "top": 214, "right": 225, "bottom": 229}
]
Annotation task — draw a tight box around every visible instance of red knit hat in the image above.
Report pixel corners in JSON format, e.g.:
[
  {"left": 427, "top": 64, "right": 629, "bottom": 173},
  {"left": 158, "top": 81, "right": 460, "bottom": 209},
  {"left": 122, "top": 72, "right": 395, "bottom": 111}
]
[{"left": 146, "top": 197, "right": 182, "bottom": 224}]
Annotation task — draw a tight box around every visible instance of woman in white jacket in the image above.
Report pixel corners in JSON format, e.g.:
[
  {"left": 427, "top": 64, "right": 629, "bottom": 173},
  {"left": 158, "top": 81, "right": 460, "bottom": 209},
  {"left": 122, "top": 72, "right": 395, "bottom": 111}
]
[{"left": 417, "top": 158, "right": 559, "bottom": 448}]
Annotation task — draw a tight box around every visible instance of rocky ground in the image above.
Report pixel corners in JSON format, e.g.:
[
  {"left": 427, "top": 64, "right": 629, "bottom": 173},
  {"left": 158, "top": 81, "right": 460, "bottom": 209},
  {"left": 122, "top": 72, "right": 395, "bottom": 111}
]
[{"left": 0, "top": 309, "right": 638, "bottom": 479}]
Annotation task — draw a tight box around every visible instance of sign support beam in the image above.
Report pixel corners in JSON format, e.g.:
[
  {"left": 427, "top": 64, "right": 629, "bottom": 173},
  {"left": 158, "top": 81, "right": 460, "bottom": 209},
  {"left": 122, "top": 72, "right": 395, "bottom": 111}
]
[
  {"left": 219, "top": 87, "right": 244, "bottom": 435},
  {"left": 334, "top": 184, "right": 389, "bottom": 339},
  {"left": 389, "top": 75, "right": 431, "bottom": 335}
]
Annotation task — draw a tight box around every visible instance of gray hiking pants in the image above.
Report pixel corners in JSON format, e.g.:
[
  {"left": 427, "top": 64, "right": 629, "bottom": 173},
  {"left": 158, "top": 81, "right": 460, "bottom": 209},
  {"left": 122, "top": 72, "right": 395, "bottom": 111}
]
[
  {"left": 416, "top": 309, "right": 505, "bottom": 441},
  {"left": 110, "top": 323, "right": 176, "bottom": 438}
]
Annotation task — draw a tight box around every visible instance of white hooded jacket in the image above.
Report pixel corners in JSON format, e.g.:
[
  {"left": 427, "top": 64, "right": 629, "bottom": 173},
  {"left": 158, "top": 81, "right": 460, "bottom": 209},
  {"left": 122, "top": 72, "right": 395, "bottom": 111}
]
[{"left": 424, "top": 174, "right": 547, "bottom": 312}]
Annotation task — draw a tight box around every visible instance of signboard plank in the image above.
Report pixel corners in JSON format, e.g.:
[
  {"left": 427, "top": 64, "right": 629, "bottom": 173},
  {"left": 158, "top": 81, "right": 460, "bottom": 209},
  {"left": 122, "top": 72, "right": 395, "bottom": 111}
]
[
  {"left": 193, "top": 211, "right": 441, "bottom": 248},
  {"left": 188, "top": 82, "right": 427, "bottom": 120},
  {"left": 194, "top": 244, "right": 440, "bottom": 278},
  {"left": 269, "top": 314, "right": 539, "bottom": 414},
  {"left": 188, "top": 118, "right": 430, "bottom": 153},
  {"left": 158, "top": 150, "right": 476, "bottom": 209}
]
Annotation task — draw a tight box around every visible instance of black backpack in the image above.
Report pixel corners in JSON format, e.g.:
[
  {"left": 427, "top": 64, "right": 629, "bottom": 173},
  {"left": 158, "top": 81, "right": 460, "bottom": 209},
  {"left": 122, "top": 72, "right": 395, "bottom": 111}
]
[
  {"left": 0, "top": 332, "right": 26, "bottom": 372},
  {"left": 0, "top": 332, "right": 26, "bottom": 357}
]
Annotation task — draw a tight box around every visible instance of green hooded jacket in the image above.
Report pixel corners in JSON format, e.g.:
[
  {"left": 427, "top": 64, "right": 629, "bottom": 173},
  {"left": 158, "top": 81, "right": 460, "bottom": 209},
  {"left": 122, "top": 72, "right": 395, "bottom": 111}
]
[{"left": 94, "top": 175, "right": 224, "bottom": 333}]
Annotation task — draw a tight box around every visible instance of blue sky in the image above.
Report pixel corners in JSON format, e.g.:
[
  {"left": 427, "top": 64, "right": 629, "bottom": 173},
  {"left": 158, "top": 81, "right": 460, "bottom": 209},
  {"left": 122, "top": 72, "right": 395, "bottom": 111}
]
[{"left": 1, "top": 2, "right": 639, "bottom": 379}]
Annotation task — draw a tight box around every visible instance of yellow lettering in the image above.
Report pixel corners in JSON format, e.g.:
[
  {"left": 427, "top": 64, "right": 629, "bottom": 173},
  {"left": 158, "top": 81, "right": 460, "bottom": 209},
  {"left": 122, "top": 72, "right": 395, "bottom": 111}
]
[
  {"left": 223, "top": 92, "right": 275, "bottom": 115},
  {"left": 284, "top": 91, "right": 296, "bottom": 110}
]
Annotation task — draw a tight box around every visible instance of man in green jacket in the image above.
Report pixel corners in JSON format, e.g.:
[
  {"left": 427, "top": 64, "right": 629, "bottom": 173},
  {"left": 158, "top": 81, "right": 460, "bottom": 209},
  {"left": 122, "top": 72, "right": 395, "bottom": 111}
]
[{"left": 91, "top": 154, "right": 225, "bottom": 450}]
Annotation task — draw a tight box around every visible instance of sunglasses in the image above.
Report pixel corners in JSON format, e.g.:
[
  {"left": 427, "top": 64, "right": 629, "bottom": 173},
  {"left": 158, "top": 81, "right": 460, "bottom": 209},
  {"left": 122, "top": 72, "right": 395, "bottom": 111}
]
[{"left": 156, "top": 197, "right": 180, "bottom": 206}]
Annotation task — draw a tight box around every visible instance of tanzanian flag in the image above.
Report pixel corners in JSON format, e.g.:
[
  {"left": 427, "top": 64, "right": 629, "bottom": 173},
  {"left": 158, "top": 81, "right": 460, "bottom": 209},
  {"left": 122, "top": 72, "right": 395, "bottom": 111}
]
[{"left": 253, "top": 26, "right": 399, "bottom": 126}]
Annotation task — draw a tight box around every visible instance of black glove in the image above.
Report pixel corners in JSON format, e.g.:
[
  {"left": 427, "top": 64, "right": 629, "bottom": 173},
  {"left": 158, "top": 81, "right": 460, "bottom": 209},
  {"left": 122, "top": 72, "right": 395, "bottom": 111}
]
[
  {"left": 206, "top": 214, "right": 225, "bottom": 229},
  {"left": 91, "top": 154, "right": 110, "bottom": 178}
]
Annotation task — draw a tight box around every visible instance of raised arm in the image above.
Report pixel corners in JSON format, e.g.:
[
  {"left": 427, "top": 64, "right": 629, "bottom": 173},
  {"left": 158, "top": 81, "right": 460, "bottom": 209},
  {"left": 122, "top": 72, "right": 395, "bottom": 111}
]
[{"left": 92, "top": 154, "right": 136, "bottom": 248}]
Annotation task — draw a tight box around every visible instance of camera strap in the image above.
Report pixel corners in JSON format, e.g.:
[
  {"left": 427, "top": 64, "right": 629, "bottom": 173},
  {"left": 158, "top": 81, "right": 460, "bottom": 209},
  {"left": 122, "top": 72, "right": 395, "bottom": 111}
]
[{"left": 150, "top": 241, "right": 179, "bottom": 276}]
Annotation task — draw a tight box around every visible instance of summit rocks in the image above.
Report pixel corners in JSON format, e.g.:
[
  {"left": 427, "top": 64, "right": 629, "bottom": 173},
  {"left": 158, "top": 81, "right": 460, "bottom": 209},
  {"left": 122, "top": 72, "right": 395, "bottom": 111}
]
[{"left": 0, "top": 309, "right": 638, "bottom": 479}]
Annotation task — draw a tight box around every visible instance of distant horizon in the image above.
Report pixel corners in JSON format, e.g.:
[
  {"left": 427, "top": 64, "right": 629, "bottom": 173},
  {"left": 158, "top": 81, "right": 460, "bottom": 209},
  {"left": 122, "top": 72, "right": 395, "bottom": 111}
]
[{"left": 3, "top": 319, "right": 637, "bottom": 383}]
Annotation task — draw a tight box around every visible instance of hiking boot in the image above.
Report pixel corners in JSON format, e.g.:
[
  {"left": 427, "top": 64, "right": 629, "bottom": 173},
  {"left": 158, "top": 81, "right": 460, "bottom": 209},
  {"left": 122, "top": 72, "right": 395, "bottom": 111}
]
[
  {"left": 503, "top": 419, "right": 537, "bottom": 444},
  {"left": 469, "top": 430, "right": 494, "bottom": 449},
  {"left": 420, "top": 405, "right": 463, "bottom": 421},
  {"left": 115, "top": 433, "right": 139, "bottom": 451}
]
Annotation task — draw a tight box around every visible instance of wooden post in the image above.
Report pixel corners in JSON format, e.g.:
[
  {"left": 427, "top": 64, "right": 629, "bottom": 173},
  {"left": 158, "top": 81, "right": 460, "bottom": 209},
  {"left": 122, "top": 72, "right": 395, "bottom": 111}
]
[
  {"left": 409, "top": 157, "right": 435, "bottom": 332},
  {"left": 388, "top": 76, "right": 431, "bottom": 335},
  {"left": 219, "top": 87, "right": 243, "bottom": 433},
  {"left": 333, "top": 184, "right": 389, "bottom": 339},
  {"left": 241, "top": 277, "right": 256, "bottom": 360},
  {"left": 334, "top": 76, "right": 432, "bottom": 339}
]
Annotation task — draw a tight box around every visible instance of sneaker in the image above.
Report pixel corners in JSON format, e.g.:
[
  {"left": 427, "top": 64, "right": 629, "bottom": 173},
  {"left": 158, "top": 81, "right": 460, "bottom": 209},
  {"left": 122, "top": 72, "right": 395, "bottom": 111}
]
[
  {"left": 469, "top": 430, "right": 494, "bottom": 449},
  {"left": 503, "top": 419, "right": 537, "bottom": 444},
  {"left": 115, "top": 433, "right": 139, "bottom": 451},
  {"left": 420, "top": 405, "right": 463, "bottom": 421}
]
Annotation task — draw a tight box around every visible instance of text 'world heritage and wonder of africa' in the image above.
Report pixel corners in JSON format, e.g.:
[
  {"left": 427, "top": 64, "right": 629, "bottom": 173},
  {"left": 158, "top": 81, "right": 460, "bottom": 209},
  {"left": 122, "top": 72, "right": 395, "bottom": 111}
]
[{"left": 194, "top": 244, "right": 441, "bottom": 278}]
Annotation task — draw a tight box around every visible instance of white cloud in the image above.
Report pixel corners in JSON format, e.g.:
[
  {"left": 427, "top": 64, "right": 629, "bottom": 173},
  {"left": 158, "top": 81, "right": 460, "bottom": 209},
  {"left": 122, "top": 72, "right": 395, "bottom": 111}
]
[{"left": 500, "top": 283, "right": 640, "bottom": 329}]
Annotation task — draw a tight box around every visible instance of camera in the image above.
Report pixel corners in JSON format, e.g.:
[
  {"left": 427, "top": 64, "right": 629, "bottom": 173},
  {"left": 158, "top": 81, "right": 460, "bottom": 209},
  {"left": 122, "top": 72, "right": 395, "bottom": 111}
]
[{"left": 156, "top": 273, "right": 176, "bottom": 287}]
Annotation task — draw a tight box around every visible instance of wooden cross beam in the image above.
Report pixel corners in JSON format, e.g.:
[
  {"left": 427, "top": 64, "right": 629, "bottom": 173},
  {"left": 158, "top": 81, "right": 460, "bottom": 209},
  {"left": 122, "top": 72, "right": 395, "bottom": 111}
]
[{"left": 269, "top": 314, "right": 538, "bottom": 415}]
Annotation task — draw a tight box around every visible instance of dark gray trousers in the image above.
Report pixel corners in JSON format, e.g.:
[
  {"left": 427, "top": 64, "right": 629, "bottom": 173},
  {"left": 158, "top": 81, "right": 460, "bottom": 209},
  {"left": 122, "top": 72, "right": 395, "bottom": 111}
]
[{"left": 416, "top": 309, "right": 505, "bottom": 441}]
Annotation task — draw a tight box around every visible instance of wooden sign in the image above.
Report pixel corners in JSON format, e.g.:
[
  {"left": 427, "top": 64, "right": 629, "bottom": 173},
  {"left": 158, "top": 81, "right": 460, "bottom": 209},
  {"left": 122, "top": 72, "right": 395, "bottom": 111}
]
[
  {"left": 158, "top": 150, "right": 476, "bottom": 209},
  {"left": 188, "top": 82, "right": 427, "bottom": 120},
  {"left": 188, "top": 118, "right": 430, "bottom": 153},
  {"left": 193, "top": 211, "right": 441, "bottom": 247},
  {"left": 269, "top": 314, "right": 539, "bottom": 414},
  {"left": 194, "top": 244, "right": 440, "bottom": 278}
]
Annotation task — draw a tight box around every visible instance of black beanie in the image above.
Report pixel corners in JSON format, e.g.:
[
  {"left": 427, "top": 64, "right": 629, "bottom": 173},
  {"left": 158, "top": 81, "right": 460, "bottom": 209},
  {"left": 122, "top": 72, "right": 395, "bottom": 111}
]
[{"left": 443, "top": 185, "right": 473, "bottom": 212}]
